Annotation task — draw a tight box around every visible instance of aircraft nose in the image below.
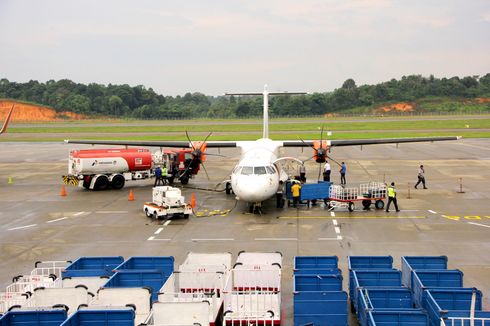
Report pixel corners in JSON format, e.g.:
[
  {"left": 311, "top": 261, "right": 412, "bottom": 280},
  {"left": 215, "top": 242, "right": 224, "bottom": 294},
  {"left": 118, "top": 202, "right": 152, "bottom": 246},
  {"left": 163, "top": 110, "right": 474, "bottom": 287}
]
[{"left": 233, "top": 175, "right": 276, "bottom": 202}]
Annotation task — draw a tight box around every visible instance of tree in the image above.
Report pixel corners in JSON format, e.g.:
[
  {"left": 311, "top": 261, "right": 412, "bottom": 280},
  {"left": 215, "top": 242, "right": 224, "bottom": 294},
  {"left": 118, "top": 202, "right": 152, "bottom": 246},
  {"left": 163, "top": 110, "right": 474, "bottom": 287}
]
[
  {"left": 108, "top": 95, "right": 124, "bottom": 116},
  {"left": 342, "top": 78, "right": 357, "bottom": 90}
]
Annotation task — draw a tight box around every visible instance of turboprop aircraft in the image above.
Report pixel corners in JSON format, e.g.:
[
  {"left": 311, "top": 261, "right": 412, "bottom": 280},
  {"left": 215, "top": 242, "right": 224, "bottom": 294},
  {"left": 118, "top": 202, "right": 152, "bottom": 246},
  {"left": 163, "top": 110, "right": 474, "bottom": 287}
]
[
  {"left": 0, "top": 105, "right": 14, "bottom": 135},
  {"left": 66, "top": 85, "right": 461, "bottom": 210}
]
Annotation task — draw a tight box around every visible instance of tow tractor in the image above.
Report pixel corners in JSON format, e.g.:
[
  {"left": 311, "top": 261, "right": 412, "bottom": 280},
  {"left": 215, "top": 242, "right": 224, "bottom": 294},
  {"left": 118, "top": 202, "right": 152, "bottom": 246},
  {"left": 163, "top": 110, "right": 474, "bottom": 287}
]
[{"left": 143, "top": 186, "right": 192, "bottom": 219}]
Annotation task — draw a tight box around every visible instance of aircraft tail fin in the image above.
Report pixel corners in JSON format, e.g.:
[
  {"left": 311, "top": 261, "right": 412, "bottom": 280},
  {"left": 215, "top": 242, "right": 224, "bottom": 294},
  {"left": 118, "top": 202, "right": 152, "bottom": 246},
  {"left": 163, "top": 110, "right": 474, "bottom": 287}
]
[{"left": 0, "top": 104, "right": 15, "bottom": 135}]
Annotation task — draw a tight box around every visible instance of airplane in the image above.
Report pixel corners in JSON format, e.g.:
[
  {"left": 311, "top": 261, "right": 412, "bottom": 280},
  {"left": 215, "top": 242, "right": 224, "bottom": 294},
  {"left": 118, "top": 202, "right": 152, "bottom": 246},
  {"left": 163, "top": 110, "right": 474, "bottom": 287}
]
[
  {"left": 0, "top": 105, "right": 15, "bottom": 135},
  {"left": 65, "top": 85, "right": 460, "bottom": 211}
]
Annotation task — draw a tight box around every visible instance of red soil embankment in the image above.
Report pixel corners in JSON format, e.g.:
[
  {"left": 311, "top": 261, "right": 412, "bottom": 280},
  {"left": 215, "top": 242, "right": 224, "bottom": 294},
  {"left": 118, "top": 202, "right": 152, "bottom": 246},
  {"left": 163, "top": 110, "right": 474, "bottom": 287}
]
[{"left": 0, "top": 100, "right": 87, "bottom": 121}]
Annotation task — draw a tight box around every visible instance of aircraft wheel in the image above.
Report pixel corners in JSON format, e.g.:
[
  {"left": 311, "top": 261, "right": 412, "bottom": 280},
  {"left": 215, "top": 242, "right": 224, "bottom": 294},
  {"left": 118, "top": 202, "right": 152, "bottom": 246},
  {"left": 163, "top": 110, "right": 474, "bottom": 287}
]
[
  {"left": 348, "top": 202, "right": 354, "bottom": 212},
  {"left": 375, "top": 200, "right": 385, "bottom": 210},
  {"left": 225, "top": 182, "right": 232, "bottom": 195}
]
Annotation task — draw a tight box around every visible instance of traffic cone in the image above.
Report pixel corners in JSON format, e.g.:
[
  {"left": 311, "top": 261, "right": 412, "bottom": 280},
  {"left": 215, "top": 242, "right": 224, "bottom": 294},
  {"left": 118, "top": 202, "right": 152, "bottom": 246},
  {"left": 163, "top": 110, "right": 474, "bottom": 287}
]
[
  {"left": 190, "top": 193, "right": 196, "bottom": 209},
  {"left": 128, "top": 190, "right": 135, "bottom": 201},
  {"left": 7, "top": 176, "right": 13, "bottom": 184},
  {"left": 60, "top": 185, "right": 67, "bottom": 197}
]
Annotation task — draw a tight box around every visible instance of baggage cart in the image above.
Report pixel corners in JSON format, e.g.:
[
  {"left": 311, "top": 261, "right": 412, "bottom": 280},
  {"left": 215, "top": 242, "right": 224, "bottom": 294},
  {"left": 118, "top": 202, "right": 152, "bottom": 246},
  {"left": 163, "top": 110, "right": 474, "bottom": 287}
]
[
  {"left": 60, "top": 307, "right": 135, "bottom": 326},
  {"left": 158, "top": 270, "right": 226, "bottom": 325},
  {"left": 293, "top": 291, "right": 348, "bottom": 326},
  {"left": 223, "top": 252, "right": 282, "bottom": 325},
  {"left": 0, "top": 307, "right": 67, "bottom": 326},
  {"left": 293, "top": 274, "right": 343, "bottom": 292},
  {"left": 179, "top": 252, "right": 232, "bottom": 273},
  {"left": 423, "top": 288, "right": 484, "bottom": 326},
  {"left": 30, "top": 261, "right": 72, "bottom": 280},
  {"left": 350, "top": 270, "right": 402, "bottom": 313},
  {"left": 62, "top": 256, "right": 124, "bottom": 278},
  {"left": 27, "top": 287, "right": 93, "bottom": 313},
  {"left": 103, "top": 271, "right": 170, "bottom": 302},
  {"left": 90, "top": 287, "right": 151, "bottom": 325},
  {"left": 366, "top": 310, "right": 428, "bottom": 326},
  {"left": 285, "top": 181, "right": 331, "bottom": 207},
  {"left": 401, "top": 256, "right": 448, "bottom": 289},
  {"left": 147, "top": 302, "right": 210, "bottom": 326},
  {"left": 328, "top": 182, "right": 386, "bottom": 212},
  {"left": 293, "top": 256, "right": 339, "bottom": 275},
  {"left": 62, "top": 276, "right": 110, "bottom": 296},
  {"left": 411, "top": 270, "right": 464, "bottom": 308},
  {"left": 114, "top": 256, "right": 174, "bottom": 275}
]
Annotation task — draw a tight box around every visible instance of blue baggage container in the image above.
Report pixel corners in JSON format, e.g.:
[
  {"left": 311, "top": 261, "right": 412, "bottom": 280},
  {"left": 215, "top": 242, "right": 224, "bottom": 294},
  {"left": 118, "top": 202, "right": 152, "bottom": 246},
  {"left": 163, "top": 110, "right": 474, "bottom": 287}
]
[
  {"left": 103, "top": 271, "right": 170, "bottom": 302},
  {"left": 62, "top": 256, "right": 124, "bottom": 277},
  {"left": 423, "top": 288, "right": 483, "bottom": 326},
  {"left": 294, "top": 274, "right": 343, "bottom": 292},
  {"left": 114, "top": 256, "right": 174, "bottom": 275},
  {"left": 357, "top": 288, "right": 417, "bottom": 326},
  {"left": 401, "top": 256, "right": 448, "bottom": 289},
  {"left": 0, "top": 309, "right": 67, "bottom": 326},
  {"left": 350, "top": 270, "right": 402, "bottom": 313},
  {"left": 60, "top": 308, "right": 135, "bottom": 326},
  {"left": 294, "top": 256, "right": 338, "bottom": 271},
  {"left": 412, "top": 270, "right": 464, "bottom": 308},
  {"left": 366, "top": 310, "right": 428, "bottom": 326},
  {"left": 348, "top": 256, "right": 393, "bottom": 270},
  {"left": 294, "top": 291, "right": 348, "bottom": 326},
  {"left": 286, "top": 181, "right": 331, "bottom": 204}
]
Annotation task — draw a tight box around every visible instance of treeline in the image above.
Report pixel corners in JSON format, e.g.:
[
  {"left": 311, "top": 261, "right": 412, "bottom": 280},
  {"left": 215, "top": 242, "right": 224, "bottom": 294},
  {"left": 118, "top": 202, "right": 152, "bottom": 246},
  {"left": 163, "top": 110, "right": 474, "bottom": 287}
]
[{"left": 1, "top": 74, "right": 489, "bottom": 119}]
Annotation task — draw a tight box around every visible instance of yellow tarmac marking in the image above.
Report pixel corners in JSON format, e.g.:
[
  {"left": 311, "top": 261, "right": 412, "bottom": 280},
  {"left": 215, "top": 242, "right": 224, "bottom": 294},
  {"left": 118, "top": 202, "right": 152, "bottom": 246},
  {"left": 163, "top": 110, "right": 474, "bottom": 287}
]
[{"left": 279, "top": 216, "right": 426, "bottom": 219}]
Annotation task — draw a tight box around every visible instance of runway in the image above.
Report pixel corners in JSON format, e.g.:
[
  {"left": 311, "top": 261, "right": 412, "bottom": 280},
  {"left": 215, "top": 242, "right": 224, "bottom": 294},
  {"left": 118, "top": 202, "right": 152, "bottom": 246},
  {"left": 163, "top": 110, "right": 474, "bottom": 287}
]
[{"left": 0, "top": 138, "right": 489, "bottom": 324}]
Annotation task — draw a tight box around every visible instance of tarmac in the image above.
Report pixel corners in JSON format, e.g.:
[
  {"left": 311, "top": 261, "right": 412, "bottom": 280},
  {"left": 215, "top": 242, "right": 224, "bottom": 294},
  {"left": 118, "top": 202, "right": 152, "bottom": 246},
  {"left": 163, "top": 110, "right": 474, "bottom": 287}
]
[{"left": 0, "top": 138, "right": 489, "bottom": 324}]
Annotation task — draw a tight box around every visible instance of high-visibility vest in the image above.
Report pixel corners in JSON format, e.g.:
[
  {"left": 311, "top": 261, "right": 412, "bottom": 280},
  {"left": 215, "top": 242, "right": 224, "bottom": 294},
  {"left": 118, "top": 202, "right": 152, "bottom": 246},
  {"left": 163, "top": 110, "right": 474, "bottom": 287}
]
[
  {"left": 162, "top": 167, "right": 167, "bottom": 177},
  {"left": 388, "top": 186, "right": 395, "bottom": 197}
]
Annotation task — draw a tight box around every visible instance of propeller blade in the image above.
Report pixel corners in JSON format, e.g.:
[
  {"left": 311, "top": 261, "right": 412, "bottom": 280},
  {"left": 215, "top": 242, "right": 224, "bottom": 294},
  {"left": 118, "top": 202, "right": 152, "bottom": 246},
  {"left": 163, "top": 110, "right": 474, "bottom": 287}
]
[
  {"left": 200, "top": 162, "right": 210, "bottom": 181},
  {"left": 327, "top": 155, "right": 342, "bottom": 167},
  {"left": 185, "top": 131, "right": 196, "bottom": 151},
  {"left": 204, "top": 153, "right": 226, "bottom": 158},
  {"left": 318, "top": 161, "right": 322, "bottom": 181},
  {"left": 298, "top": 137, "right": 316, "bottom": 151},
  {"left": 320, "top": 125, "right": 324, "bottom": 144},
  {"left": 201, "top": 131, "right": 213, "bottom": 146}
]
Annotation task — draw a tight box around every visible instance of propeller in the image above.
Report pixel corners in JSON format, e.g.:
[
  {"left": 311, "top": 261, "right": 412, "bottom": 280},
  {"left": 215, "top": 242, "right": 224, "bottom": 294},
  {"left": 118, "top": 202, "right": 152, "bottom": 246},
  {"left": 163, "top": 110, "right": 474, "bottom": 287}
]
[{"left": 180, "top": 131, "right": 213, "bottom": 181}]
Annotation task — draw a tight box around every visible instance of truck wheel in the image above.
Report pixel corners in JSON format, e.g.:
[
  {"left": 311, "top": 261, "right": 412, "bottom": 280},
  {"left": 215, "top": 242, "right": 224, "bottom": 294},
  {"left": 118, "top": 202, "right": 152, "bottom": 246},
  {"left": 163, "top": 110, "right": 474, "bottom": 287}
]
[
  {"left": 152, "top": 212, "right": 158, "bottom": 220},
  {"left": 184, "top": 214, "right": 189, "bottom": 219},
  {"left": 168, "top": 176, "right": 175, "bottom": 184},
  {"left": 375, "top": 200, "right": 385, "bottom": 209},
  {"left": 348, "top": 202, "right": 354, "bottom": 212},
  {"left": 94, "top": 176, "right": 109, "bottom": 190},
  {"left": 145, "top": 209, "right": 152, "bottom": 218},
  {"left": 111, "top": 175, "right": 125, "bottom": 189}
]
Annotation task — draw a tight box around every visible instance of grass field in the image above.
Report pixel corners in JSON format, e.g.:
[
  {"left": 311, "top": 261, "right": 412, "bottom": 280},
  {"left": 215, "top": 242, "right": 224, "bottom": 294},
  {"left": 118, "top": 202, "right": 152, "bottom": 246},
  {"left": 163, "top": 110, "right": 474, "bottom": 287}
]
[{"left": 1, "top": 116, "right": 489, "bottom": 141}]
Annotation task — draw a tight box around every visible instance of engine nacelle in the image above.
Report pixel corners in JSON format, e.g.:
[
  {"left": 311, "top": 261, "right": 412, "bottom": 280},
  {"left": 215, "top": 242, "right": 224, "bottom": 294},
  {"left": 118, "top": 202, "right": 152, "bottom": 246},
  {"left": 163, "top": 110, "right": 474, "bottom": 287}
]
[{"left": 313, "top": 140, "right": 329, "bottom": 163}]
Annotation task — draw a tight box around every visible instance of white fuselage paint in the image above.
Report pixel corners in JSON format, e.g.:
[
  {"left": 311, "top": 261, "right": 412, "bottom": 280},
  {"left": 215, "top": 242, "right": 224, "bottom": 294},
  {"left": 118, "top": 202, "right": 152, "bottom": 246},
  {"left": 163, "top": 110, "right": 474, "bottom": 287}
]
[{"left": 230, "top": 138, "right": 282, "bottom": 203}]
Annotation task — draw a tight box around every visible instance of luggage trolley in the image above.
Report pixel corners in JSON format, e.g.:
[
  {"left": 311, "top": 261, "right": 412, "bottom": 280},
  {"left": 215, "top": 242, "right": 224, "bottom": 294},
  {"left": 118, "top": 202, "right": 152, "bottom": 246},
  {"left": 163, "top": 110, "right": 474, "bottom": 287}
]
[{"left": 327, "top": 182, "right": 386, "bottom": 212}]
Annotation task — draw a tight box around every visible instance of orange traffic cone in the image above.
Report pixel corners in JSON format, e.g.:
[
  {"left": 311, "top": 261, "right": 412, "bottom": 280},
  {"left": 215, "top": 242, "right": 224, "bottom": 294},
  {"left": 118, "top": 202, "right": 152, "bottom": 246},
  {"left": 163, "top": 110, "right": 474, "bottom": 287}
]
[
  {"left": 128, "top": 190, "right": 134, "bottom": 201},
  {"left": 190, "top": 193, "right": 196, "bottom": 209},
  {"left": 60, "top": 185, "right": 67, "bottom": 197}
]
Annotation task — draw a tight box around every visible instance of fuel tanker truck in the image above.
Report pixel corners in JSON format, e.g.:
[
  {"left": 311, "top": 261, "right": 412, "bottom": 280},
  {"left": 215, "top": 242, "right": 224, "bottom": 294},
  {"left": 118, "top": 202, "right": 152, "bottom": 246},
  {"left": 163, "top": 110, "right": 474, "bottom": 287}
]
[
  {"left": 63, "top": 147, "right": 201, "bottom": 190},
  {"left": 63, "top": 148, "right": 155, "bottom": 190}
]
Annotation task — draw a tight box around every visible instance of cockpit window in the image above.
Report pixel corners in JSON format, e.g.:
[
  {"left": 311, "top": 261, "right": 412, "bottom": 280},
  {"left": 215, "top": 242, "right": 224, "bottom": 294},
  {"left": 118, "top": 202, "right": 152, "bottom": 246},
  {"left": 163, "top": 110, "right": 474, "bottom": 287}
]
[
  {"left": 241, "top": 166, "right": 253, "bottom": 175},
  {"left": 233, "top": 166, "right": 242, "bottom": 174},
  {"left": 254, "top": 166, "right": 267, "bottom": 175},
  {"left": 266, "top": 166, "right": 276, "bottom": 174}
]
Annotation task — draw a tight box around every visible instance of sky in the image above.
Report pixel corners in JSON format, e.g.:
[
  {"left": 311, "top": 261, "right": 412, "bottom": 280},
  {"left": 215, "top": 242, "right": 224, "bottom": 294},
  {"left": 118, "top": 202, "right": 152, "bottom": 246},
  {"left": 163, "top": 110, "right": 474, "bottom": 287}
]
[{"left": 1, "top": 0, "right": 489, "bottom": 96}]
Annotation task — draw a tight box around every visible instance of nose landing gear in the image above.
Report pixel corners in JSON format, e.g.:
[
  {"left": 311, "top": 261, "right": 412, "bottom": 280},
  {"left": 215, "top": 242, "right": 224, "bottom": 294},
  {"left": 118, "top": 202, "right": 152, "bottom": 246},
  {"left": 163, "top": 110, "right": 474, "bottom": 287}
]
[{"left": 249, "top": 202, "right": 263, "bottom": 215}]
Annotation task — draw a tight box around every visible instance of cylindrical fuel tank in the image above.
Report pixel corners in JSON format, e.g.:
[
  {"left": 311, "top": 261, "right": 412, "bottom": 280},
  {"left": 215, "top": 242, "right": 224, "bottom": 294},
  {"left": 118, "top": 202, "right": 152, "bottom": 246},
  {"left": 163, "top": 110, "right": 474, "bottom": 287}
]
[{"left": 69, "top": 148, "right": 152, "bottom": 175}]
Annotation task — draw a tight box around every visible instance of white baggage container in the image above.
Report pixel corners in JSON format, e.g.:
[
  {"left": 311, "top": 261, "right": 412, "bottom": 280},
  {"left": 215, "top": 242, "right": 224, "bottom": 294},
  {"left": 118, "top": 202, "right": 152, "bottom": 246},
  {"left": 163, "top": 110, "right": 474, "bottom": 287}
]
[
  {"left": 158, "top": 272, "right": 224, "bottom": 325},
  {"left": 222, "top": 252, "right": 282, "bottom": 325},
  {"left": 180, "top": 252, "right": 232, "bottom": 272},
  {"left": 62, "top": 276, "right": 109, "bottom": 295},
  {"left": 149, "top": 302, "right": 210, "bottom": 326},
  {"left": 28, "top": 287, "right": 92, "bottom": 312}
]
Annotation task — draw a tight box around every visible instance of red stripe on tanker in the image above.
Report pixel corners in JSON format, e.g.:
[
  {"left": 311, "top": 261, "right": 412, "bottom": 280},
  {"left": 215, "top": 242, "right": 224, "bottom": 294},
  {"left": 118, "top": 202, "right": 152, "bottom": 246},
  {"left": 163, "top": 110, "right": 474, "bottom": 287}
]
[{"left": 69, "top": 148, "right": 153, "bottom": 174}]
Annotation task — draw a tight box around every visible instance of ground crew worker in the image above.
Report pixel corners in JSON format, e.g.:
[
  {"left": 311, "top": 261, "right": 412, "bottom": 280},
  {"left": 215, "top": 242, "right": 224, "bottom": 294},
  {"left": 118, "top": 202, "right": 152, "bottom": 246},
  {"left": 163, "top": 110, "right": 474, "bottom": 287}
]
[
  {"left": 291, "top": 180, "right": 301, "bottom": 208},
  {"left": 162, "top": 164, "right": 168, "bottom": 184},
  {"left": 386, "top": 182, "right": 400, "bottom": 212},
  {"left": 276, "top": 180, "right": 285, "bottom": 208},
  {"left": 323, "top": 160, "right": 331, "bottom": 182},
  {"left": 414, "top": 164, "right": 427, "bottom": 189},
  {"left": 340, "top": 162, "right": 347, "bottom": 185},
  {"left": 154, "top": 166, "right": 163, "bottom": 186},
  {"left": 299, "top": 164, "right": 306, "bottom": 183}
]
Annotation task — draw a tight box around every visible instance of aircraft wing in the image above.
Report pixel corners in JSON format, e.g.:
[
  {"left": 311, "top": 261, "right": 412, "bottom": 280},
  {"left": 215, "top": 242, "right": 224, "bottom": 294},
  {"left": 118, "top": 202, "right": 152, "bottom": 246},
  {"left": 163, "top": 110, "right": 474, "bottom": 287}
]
[
  {"left": 282, "top": 136, "right": 461, "bottom": 147},
  {"left": 65, "top": 139, "right": 237, "bottom": 148}
]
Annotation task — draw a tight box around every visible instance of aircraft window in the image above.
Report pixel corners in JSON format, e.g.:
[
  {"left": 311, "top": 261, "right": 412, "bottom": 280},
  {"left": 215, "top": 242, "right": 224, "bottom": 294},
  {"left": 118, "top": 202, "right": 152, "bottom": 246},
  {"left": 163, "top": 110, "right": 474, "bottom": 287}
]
[
  {"left": 254, "top": 166, "right": 267, "bottom": 175},
  {"left": 241, "top": 167, "right": 253, "bottom": 175},
  {"left": 266, "top": 166, "right": 275, "bottom": 174}
]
